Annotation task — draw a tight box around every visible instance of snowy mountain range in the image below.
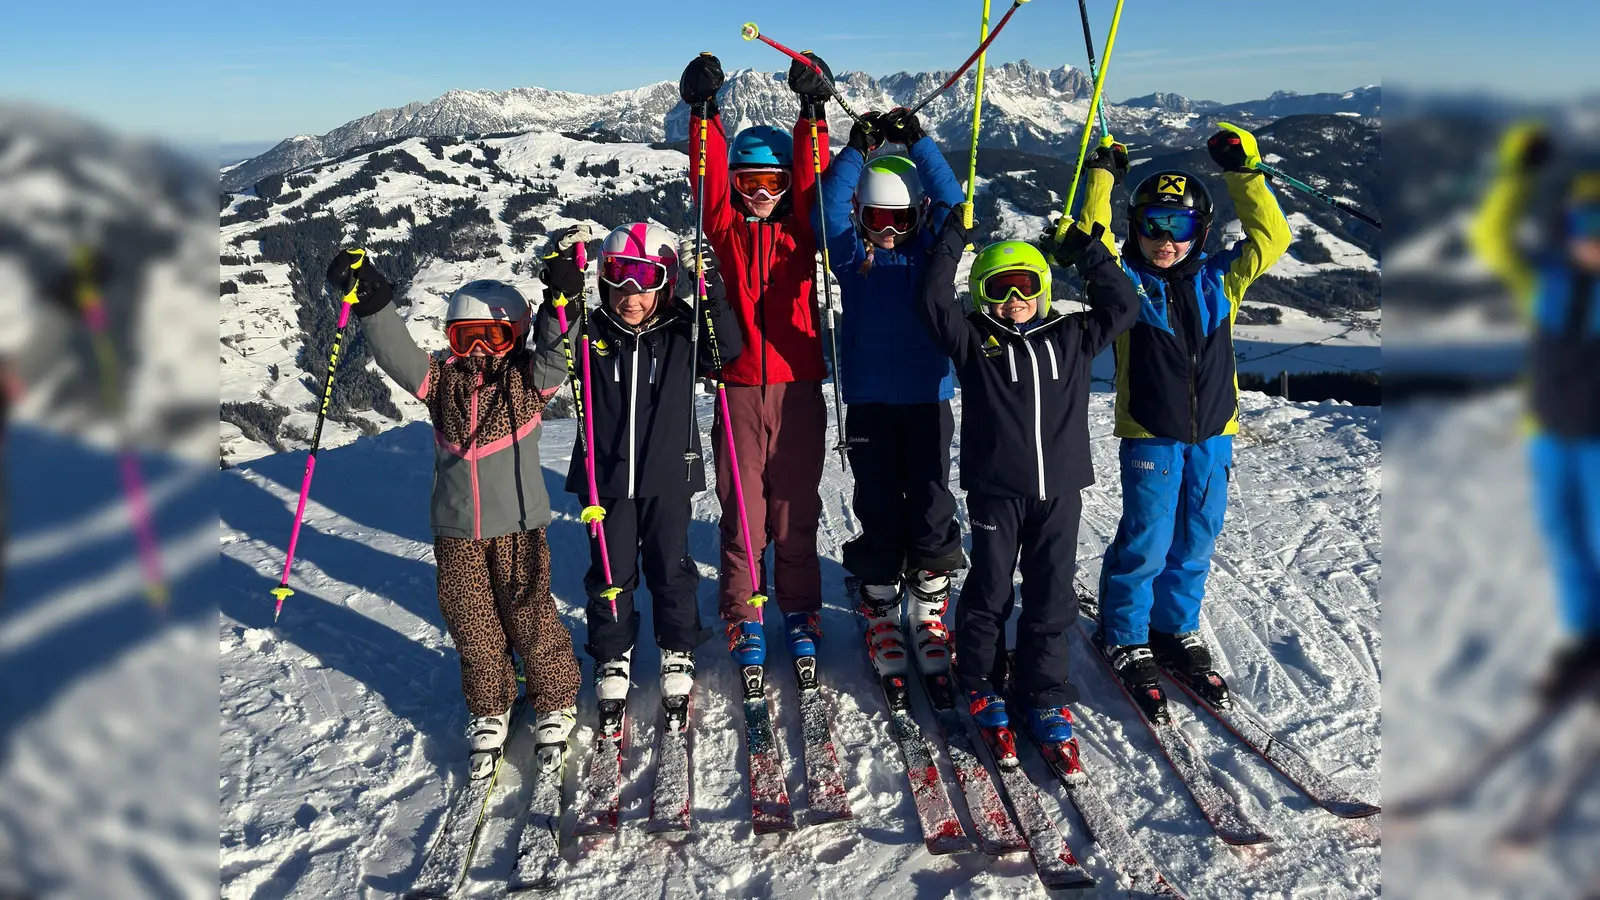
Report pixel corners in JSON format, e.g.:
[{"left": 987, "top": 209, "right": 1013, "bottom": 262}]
[{"left": 221, "top": 62, "right": 1379, "bottom": 191}]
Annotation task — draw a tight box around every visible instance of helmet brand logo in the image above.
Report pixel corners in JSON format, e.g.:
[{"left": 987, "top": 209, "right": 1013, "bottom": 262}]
[{"left": 1157, "top": 175, "right": 1186, "bottom": 196}]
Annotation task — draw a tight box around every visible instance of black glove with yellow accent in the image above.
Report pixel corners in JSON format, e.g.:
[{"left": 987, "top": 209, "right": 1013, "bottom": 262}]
[
  {"left": 538, "top": 226, "right": 588, "bottom": 306},
  {"left": 1083, "top": 141, "right": 1130, "bottom": 184},
  {"left": 848, "top": 111, "right": 887, "bottom": 155},
  {"left": 324, "top": 249, "right": 393, "bottom": 317},
  {"left": 1497, "top": 122, "right": 1553, "bottom": 173},
  {"left": 883, "top": 107, "right": 926, "bottom": 145},
  {"left": 1207, "top": 122, "right": 1262, "bottom": 172},
  {"left": 1037, "top": 220, "right": 1107, "bottom": 271}
]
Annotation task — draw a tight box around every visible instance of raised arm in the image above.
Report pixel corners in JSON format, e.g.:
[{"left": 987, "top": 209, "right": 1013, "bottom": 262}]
[
  {"left": 1217, "top": 170, "right": 1293, "bottom": 310},
  {"left": 1468, "top": 124, "right": 1546, "bottom": 313},
  {"left": 903, "top": 122, "right": 963, "bottom": 234},
  {"left": 681, "top": 55, "right": 736, "bottom": 240},
  {"left": 788, "top": 51, "right": 835, "bottom": 252},
  {"left": 815, "top": 145, "right": 867, "bottom": 274},
  {"left": 1077, "top": 145, "right": 1127, "bottom": 258},
  {"left": 1068, "top": 225, "right": 1140, "bottom": 358},
  {"left": 916, "top": 213, "right": 981, "bottom": 367},
  {"left": 325, "top": 250, "right": 434, "bottom": 401}
]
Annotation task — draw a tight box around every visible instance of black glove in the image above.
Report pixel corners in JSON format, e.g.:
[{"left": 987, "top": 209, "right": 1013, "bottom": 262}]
[
  {"left": 848, "top": 111, "right": 887, "bottom": 155},
  {"left": 1038, "top": 221, "right": 1106, "bottom": 270},
  {"left": 46, "top": 250, "right": 111, "bottom": 315},
  {"left": 883, "top": 107, "right": 926, "bottom": 145},
  {"left": 1500, "top": 124, "right": 1553, "bottom": 173},
  {"left": 789, "top": 52, "right": 834, "bottom": 119},
  {"left": 539, "top": 244, "right": 586, "bottom": 305},
  {"left": 679, "top": 53, "right": 724, "bottom": 111},
  {"left": 324, "top": 249, "right": 393, "bottom": 317},
  {"left": 676, "top": 237, "right": 726, "bottom": 302},
  {"left": 1083, "top": 142, "right": 1130, "bottom": 184},
  {"left": 1207, "top": 123, "right": 1260, "bottom": 173}
]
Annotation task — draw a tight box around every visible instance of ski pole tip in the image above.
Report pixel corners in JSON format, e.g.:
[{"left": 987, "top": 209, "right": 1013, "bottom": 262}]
[{"left": 741, "top": 22, "right": 759, "bottom": 40}]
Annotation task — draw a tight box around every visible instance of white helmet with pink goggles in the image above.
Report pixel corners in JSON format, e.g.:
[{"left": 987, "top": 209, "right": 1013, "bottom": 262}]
[{"left": 599, "top": 222, "right": 679, "bottom": 299}]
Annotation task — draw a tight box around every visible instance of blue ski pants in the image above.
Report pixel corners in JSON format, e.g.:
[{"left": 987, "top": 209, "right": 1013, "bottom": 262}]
[
  {"left": 1528, "top": 434, "right": 1600, "bottom": 637},
  {"left": 1099, "top": 435, "right": 1233, "bottom": 647}
]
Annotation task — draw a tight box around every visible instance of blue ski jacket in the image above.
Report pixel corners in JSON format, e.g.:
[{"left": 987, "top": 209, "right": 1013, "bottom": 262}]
[{"left": 813, "top": 136, "right": 963, "bottom": 406}]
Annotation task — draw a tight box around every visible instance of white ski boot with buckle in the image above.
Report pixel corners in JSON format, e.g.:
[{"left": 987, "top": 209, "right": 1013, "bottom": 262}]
[
  {"left": 533, "top": 706, "right": 576, "bottom": 772},
  {"left": 467, "top": 705, "right": 514, "bottom": 779},
  {"left": 660, "top": 649, "right": 696, "bottom": 700},
  {"left": 906, "top": 569, "right": 953, "bottom": 675},
  {"left": 856, "top": 580, "right": 909, "bottom": 678}
]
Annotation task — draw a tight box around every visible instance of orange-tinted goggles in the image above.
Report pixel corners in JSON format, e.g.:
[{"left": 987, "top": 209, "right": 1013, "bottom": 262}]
[
  {"left": 447, "top": 320, "right": 518, "bottom": 356},
  {"left": 732, "top": 167, "right": 791, "bottom": 200}
]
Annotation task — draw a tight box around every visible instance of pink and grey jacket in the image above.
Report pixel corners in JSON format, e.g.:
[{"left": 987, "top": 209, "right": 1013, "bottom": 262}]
[{"left": 359, "top": 302, "right": 567, "bottom": 540}]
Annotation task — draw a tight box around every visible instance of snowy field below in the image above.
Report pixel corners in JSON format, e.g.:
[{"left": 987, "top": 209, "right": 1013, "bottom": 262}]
[
  {"left": 1385, "top": 390, "right": 1600, "bottom": 899},
  {"left": 218, "top": 390, "right": 1379, "bottom": 899}
]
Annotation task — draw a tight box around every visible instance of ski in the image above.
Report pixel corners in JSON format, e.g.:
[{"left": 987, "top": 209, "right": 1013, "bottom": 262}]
[
  {"left": 795, "top": 655, "right": 853, "bottom": 824},
  {"left": 1017, "top": 715, "right": 1189, "bottom": 898},
  {"left": 646, "top": 695, "right": 693, "bottom": 834},
  {"left": 741, "top": 664, "right": 797, "bottom": 834},
  {"left": 573, "top": 699, "right": 626, "bottom": 837},
  {"left": 875, "top": 671, "right": 978, "bottom": 855},
  {"left": 968, "top": 718, "right": 1097, "bottom": 890},
  {"left": 919, "top": 670, "right": 1028, "bottom": 855},
  {"left": 1390, "top": 676, "right": 1600, "bottom": 820},
  {"left": 1160, "top": 668, "right": 1381, "bottom": 819},
  {"left": 404, "top": 701, "right": 527, "bottom": 900},
  {"left": 1494, "top": 704, "right": 1600, "bottom": 852},
  {"left": 1078, "top": 621, "right": 1273, "bottom": 846},
  {"left": 505, "top": 739, "right": 570, "bottom": 895}
]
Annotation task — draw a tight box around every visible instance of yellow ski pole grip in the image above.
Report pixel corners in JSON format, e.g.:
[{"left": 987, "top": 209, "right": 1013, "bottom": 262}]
[
  {"left": 340, "top": 248, "right": 366, "bottom": 305},
  {"left": 600, "top": 586, "right": 623, "bottom": 601},
  {"left": 748, "top": 593, "right": 768, "bottom": 609},
  {"left": 581, "top": 505, "right": 607, "bottom": 525}
]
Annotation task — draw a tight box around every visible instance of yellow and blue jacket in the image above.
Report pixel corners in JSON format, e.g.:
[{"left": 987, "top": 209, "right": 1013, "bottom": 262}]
[
  {"left": 1469, "top": 167, "right": 1600, "bottom": 439},
  {"left": 1079, "top": 167, "right": 1292, "bottom": 441}
]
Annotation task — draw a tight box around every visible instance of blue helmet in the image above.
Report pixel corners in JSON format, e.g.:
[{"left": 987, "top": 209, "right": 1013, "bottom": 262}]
[{"left": 729, "top": 125, "right": 792, "bottom": 168}]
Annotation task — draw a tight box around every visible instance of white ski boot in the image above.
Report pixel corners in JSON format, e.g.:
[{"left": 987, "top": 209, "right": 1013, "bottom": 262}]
[
  {"left": 595, "top": 651, "right": 632, "bottom": 704},
  {"left": 533, "top": 706, "right": 576, "bottom": 773},
  {"left": 660, "top": 650, "right": 696, "bottom": 700},
  {"left": 906, "top": 569, "right": 953, "bottom": 675},
  {"left": 857, "top": 580, "right": 909, "bottom": 678},
  {"left": 467, "top": 705, "right": 514, "bottom": 780}
]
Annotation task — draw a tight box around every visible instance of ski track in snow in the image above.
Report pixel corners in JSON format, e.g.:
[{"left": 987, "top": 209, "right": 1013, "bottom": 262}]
[{"left": 219, "top": 391, "right": 1380, "bottom": 899}]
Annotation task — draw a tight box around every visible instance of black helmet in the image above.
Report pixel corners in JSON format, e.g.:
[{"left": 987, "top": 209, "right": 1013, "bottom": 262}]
[{"left": 1128, "top": 170, "right": 1213, "bottom": 260}]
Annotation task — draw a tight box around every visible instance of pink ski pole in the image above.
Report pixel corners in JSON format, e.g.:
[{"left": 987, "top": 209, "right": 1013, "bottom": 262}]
[
  {"left": 272, "top": 250, "right": 364, "bottom": 620},
  {"left": 576, "top": 301, "right": 622, "bottom": 619}
]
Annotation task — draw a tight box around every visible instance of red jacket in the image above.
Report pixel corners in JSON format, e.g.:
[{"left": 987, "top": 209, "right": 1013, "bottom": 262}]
[{"left": 688, "top": 111, "right": 830, "bottom": 386}]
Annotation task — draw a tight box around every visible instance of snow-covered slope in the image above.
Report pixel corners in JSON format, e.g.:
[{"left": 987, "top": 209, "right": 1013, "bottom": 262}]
[
  {"left": 222, "top": 63, "right": 1380, "bottom": 191},
  {"left": 218, "top": 389, "right": 1379, "bottom": 899}
]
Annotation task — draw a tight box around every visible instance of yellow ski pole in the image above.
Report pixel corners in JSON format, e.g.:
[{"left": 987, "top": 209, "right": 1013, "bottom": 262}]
[
  {"left": 1053, "top": 0, "right": 1127, "bottom": 241},
  {"left": 963, "top": 0, "right": 993, "bottom": 248}
]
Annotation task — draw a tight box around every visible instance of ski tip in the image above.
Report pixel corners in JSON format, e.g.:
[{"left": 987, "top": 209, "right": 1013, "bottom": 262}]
[{"left": 1324, "top": 800, "right": 1382, "bottom": 819}]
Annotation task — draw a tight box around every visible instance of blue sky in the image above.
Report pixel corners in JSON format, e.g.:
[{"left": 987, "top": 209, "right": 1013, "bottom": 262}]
[{"left": 2, "top": 0, "right": 1596, "bottom": 146}]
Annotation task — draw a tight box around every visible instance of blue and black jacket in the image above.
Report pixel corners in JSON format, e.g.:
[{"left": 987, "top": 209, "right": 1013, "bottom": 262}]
[
  {"left": 1470, "top": 169, "right": 1600, "bottom": 438},
  {"left": 813, "top": 136, "right": 964, "bottom": 405},
  {"left": 1080, "top": 167, "right": 1293, "bottom": 441}
]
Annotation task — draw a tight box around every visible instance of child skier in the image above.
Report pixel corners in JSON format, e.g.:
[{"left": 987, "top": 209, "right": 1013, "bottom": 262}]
[
  {"left": 533, "top": 223, "right": 741, "bottom": 727},
  {"left": 813, "top": 108, "right": 968, "bottom": 681},
  {"left": 677, "top": 52, "right": 832, "bottom": 673},
  {"left": 1470, "top": 125, "right": 1600, "bottom": 700},
  {"left": 915, "top": 208, "right": 1138, "bottom": 758},
  {"left": 325, "top": 250, "right": 582, "bottom": 779},
  {"left": 1074, "top": 124, "right": 1292, "bottom": 722}
]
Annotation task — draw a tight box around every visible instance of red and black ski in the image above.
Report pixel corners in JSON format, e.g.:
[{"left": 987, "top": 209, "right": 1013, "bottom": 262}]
[
  {"left": 795, "top": 656, "right": 853, "bottom": 825},
  {"left": 1078, "top": 621, "right": 1273, "bottom": 846},
  {"left": 573, "top": 699, "right": 627, "bottom": 837},
  {"left": 646, "top": 694, "right": 693, "bottom": 834},
  {"left": 920, "top": 672, "right": 1029, "bottom": 855},
  {"left": 968, "top": 720, "right": 1097, "bottom": 890},
  {"left": 741, "top": 664, "right": 797, "bottom": 835}
]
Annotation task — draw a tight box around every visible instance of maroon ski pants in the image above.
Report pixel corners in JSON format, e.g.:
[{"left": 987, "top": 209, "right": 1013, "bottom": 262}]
[{"left": 713, "top": 381, "right": 826, "bottom": 626}]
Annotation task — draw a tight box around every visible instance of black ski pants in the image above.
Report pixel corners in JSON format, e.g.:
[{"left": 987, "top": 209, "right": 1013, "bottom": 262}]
[
  {"left": 583, "top": 493, "right": 711, "bottom": 662},
  {"left": 954, "top": 489, "right": 1083, "bottom": 708},
  {"left": 841, "top": 401, "right": 966, "bottom": 585}
]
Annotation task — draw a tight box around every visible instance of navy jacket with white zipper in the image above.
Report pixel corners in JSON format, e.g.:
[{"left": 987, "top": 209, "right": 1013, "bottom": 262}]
[
  {"left": 916, "top": 219, "right": 1139, "bottom": 500},
  {"left": 539, "top": 295, "right": 742, "bottom": 499}
]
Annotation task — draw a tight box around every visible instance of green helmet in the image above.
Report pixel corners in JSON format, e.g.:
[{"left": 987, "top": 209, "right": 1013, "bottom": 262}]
[{"left": 968, "top": 240, "right": 1053, "bottom": 316}]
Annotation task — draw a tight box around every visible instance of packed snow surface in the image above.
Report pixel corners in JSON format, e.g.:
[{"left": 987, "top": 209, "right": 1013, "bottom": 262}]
[{"left": 218, "top": 389, "right": 1379, "bottom": 898}]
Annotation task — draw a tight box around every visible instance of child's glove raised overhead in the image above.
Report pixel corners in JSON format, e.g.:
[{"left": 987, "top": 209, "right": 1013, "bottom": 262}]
[
  {"left": 1083, "top": 141, "right": 1130, "bottom": 184},
  {"left": 848, "top": 111, "right": 887, "bottom": 154},
  {"left": 324, "top": 249, "right": 393, "bottom": 317},
  {"left": 675, "top": 237, "right": 726, "bottom": 303},
  {"left": 1037, "top": 220, "right": 1108, "bottom": 271},
  {"left": 679, "top": 54, "right": 724, "bottom": 109},
  {"left": 1206, "top": 122, "right": 1261, "bottom": 172},
  {"left": 538, "top": 225, "right": 588, "bottom": 305},
  {"left": 883, "top": 107, "right": 925, "bottom": 145}
]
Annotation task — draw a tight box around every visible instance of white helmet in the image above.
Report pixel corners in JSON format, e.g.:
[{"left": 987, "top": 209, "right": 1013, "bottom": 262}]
[
  {"left": 854, "top": 155, "right": 926, "bottom": 235},
  {"left": 445, "top": 279, "right": 532, "bottom": 330},
  {"left": 599, "top": 222, "right": 679, "bottom": 303}
]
